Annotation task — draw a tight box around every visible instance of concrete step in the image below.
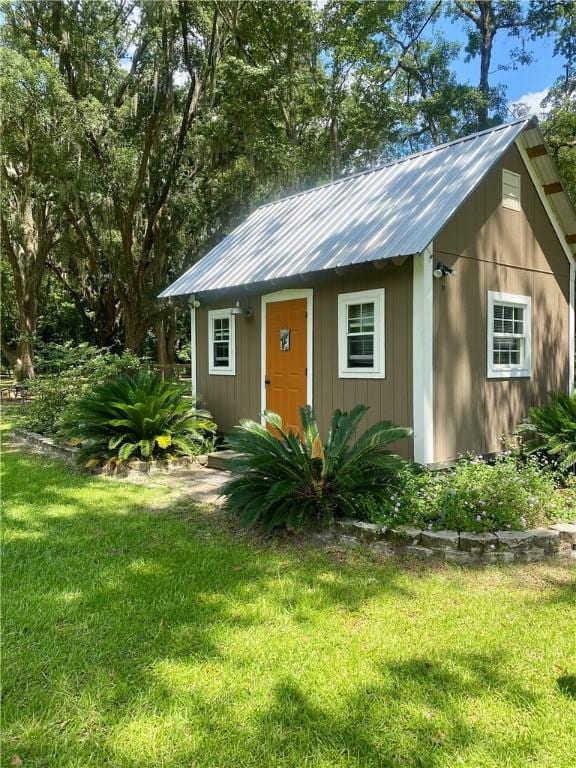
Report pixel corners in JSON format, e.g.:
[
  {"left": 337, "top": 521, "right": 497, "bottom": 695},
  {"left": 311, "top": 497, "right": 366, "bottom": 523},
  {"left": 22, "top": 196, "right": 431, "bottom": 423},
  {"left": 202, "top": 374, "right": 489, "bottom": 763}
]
[{"left": 207, "top": 450, "right": 244, "bottom": 471}]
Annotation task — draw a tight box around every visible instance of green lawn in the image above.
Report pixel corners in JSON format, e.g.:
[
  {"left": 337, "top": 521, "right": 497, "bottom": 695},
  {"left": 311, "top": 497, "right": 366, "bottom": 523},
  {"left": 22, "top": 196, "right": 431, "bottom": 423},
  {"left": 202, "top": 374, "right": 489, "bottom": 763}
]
[{"left": 2, "top": 431, "right": 576, "bottom": 767}]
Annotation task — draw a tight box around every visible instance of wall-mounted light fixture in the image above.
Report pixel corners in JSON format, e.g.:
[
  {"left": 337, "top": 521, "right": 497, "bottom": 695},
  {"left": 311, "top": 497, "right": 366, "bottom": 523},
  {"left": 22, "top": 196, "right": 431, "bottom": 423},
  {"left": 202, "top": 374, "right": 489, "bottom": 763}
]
[
  {"left": 230, "top": 300, "right": 253, "bottom": 318},
  {"left": 188, "top": 295, "right": 201, "bottom": 309},
  {"left": 433, "top": 261, "right": 456, "bottom": 279}
]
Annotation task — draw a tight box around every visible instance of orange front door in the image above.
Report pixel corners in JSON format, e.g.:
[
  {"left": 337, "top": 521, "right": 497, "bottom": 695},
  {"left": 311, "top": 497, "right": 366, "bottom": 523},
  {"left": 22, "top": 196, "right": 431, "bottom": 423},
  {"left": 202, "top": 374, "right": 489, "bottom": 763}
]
[{"left": 265, "top": 298, "right": 308, "bottom": 434}]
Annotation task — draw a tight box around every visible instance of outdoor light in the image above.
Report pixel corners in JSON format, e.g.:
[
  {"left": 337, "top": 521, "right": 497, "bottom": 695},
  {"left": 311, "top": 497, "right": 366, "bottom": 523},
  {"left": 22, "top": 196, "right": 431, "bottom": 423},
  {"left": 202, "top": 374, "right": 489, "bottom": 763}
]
[
  {"left": 433, "top": 261, "right": 455, "bottom": 279},
  {"left": 230, "top": 300, "right": 253, "bottom": 318},
  {"left": 188, "top": 295, "right": 201, "bottom": 308}
]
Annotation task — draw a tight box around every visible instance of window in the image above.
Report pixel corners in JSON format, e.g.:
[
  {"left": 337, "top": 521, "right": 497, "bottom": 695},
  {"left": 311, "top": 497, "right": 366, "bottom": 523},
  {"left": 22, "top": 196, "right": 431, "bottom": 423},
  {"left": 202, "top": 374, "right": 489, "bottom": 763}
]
[
  {"left": 338, "top": 289, "right": 385, "bottom": 378},
  {"left": 487, "top": 291, "right": 531, "bottom": 379},
  {"left": 208, "top": 309, "right": 235, "bottom": 375},
  {"left": 502, "top": 169, "right": 521, "bottom": 211}
]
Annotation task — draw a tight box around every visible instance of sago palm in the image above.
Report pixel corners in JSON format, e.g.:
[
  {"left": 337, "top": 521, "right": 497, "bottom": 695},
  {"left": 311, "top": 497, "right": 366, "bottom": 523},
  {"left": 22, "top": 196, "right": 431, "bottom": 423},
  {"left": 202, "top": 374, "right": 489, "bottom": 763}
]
[
  {"left": 519, "top": 392, "right": 576, "bottom": 471},
  {"left": 64, "top": 371, "right": 216, "bottom": 467},
  {"left": 223, "top": 405, "right": 411, "bottom": 530}
]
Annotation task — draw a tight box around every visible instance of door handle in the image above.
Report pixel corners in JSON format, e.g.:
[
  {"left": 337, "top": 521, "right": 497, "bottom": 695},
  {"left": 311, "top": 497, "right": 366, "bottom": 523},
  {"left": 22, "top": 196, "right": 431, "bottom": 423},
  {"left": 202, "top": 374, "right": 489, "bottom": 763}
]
[{"left": 265, "top": 378, "right": 271, "bottom": 385}]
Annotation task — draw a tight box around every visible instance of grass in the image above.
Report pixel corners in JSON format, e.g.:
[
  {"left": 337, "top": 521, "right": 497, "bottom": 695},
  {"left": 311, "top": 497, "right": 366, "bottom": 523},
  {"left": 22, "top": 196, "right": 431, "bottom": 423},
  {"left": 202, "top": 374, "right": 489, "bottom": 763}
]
[{"left": 2, "top": 413, "right": 576, "bottom": 767}]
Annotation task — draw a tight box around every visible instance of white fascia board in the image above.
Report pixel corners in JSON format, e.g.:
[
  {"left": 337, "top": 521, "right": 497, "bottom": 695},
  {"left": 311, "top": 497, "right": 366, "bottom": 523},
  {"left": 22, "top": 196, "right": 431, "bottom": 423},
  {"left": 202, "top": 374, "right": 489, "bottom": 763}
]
[{"left": 412, "top": 242, "right": 434, "bottom": 464}]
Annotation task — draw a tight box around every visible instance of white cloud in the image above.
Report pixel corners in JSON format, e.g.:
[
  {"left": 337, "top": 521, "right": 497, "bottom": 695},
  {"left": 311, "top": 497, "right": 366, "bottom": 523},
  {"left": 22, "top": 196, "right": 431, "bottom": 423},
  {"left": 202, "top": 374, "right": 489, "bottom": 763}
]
[{"left": 510, "top": 88, "right": 550, "bottom": 118}]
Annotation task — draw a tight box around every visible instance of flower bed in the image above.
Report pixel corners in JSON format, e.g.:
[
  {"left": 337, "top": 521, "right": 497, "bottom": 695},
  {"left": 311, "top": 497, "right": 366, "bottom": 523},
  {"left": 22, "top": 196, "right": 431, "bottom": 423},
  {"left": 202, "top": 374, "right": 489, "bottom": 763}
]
[{"left": 357, "top": 455, "right": 576, "bottom": 533}]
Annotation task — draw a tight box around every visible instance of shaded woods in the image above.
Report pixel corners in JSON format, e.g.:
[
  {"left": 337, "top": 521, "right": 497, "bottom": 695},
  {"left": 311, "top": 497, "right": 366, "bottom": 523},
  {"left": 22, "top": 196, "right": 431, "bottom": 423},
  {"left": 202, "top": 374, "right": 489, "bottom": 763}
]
[{"left": 2, "top": 0, "right": 574, "bottom": 378}]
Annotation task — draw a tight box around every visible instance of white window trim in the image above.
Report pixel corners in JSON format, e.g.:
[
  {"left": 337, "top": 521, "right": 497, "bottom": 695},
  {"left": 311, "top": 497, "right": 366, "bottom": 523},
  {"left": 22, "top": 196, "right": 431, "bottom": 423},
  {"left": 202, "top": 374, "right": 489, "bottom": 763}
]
[
  {"left": 337, "top": 288, "right": 385, "bottom": 379},
  {"left": 260, "top": 288, "right": 313, "bottom": 424},
  {"left": 502, "top": 169, "right": 521, "bottom": 211},
  {"left": 208, "top": 308, "right": 236, "bottom": 376},
  {"left": 487, "top": 291, "right": 531, "bottom": 379}
]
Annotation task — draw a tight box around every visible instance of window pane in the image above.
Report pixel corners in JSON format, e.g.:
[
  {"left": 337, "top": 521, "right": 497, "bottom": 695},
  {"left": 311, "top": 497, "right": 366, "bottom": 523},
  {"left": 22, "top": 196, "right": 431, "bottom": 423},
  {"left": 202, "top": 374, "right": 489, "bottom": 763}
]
[
  {"left": 347, "top": 335, "right": 374, "bottom": 367},
  {"left": 213, "top": 341, "right": 229, "bottom": 367},
  {"left": 494, "top": 304, "right": 524, "bottom": 335},
  {"left": 493, "top": 338, "right": 521, "bottom": 366},
  {"left": 348, "top": 302, "right": 374, "bottom": 334},
  {"left": 213, "top": 317, "right": 230, "bottom": 341}
]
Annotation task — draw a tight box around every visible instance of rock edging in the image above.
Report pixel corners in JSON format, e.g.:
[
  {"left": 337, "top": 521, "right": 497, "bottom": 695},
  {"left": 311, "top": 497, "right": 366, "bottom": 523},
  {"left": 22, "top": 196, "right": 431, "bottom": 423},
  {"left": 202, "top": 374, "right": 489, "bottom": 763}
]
[
  {"left": 11, "top": 428, "right": 208, "bottom": 477},
  {"left": 325, "top": 519, "right": 576, "bottom": 564}
]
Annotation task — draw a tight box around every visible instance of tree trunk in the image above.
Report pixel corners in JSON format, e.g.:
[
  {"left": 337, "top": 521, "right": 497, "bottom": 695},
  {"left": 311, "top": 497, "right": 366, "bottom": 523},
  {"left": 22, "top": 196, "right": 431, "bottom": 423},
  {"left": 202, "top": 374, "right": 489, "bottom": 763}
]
[
  {"left": 123, "top": 309, "right": 149, "bottom": 355},
  {"left": 1, "top": 198, "right": 49, "bottom": 381},
  {"left": 1, "top": 340, "right": 34, "bottom": 381},
  {"left": 477, "top": 2, "right": 495, "bottom": 130},
  {"left": 330, "top": 113, "right": 341, "bottom": 178},
  {"left": 155, "top": 311, "right": 177, "bottom": 377},
  {"left": 15, "top": 338, "right": 35, "bottom": 381}
]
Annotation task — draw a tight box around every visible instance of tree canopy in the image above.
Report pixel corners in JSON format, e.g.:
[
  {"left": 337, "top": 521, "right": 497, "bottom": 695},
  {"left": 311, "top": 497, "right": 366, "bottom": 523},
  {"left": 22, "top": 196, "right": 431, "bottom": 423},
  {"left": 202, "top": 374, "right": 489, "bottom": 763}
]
[{"left": 1, "top": 0, "right": 574, "bottom": 379}]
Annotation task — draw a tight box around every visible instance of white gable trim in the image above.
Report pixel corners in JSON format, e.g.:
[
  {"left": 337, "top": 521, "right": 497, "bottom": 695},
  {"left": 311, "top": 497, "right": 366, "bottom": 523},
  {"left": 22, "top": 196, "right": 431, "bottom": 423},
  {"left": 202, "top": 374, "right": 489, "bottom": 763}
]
[
  {"left": 516, "top": 139, "right": 576, "bottom": 394},
  {"left": 412, "top": 242, "right": 434, "bottom": 464}
]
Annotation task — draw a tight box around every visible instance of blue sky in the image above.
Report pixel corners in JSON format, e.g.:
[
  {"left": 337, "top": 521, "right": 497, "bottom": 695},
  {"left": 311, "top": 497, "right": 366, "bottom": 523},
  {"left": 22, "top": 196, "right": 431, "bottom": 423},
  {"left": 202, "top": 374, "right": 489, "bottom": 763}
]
[{"left": 432, "top": 14, "right": 565, "bottom": 115}]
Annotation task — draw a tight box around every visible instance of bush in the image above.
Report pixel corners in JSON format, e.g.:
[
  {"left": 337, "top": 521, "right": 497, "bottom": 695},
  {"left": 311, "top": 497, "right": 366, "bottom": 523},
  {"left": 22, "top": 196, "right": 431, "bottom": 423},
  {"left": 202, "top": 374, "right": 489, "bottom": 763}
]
[
  {"left": 63, "top": 371, "right": 216, "bottom": 468},
  {"left": 22, "top": 348, "right": 140, "bottom": 436},
  {"left": 223, "top": 405, "right": 411, "bottom": 531},
  {"left": 357, "top": 454, "right": 571, "bottom": 532},
  {"left": 34, "top": 341, "right": 116, "bottom": 375},
  {"left": 518, "top": 392, "right": 576, "bottom": 472}
]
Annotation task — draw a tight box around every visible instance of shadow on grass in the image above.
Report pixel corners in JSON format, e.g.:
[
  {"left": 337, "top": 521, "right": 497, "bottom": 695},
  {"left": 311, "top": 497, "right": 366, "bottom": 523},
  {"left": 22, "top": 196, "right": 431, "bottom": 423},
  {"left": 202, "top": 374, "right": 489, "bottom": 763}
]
[
  {"left": 2, "top": 448, "right": 573, "bottom": 768},
  {"left": 240, "top": 655, "right": 540, "bottom": 768},
  {"left": 96, "top": 654, "right": 543, "bottom": 768},
  {"left": 557, "top": 674, "right": 576, "bottom": 699}
]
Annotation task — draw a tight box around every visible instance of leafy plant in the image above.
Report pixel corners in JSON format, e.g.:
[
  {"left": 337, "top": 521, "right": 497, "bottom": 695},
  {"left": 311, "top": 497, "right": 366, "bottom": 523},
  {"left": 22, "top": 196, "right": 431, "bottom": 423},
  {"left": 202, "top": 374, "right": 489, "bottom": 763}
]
[
  {"left": 63, "top": 372, "right": 216, "bottom": 468},
  {"left": 357, "top": 454, "right": 571, "bottom": 533},
  {"left": 222, "top": 405, "right": 411, "bottom": 531},
  {"left": 22, "top": 348, "right": 141, "bottom": 436},
  {"left": 518, "top": 392, "right": 576, "bottom": 471}
]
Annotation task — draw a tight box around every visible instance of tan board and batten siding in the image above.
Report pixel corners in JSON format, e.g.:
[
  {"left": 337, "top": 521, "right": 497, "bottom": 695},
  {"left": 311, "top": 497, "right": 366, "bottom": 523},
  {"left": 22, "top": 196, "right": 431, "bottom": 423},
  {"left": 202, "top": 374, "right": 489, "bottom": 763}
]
[
  {"left": 195, "top": 262, "right": 414, "bottom": 458},
  {"left": 195, "top": 142, "right": 570, "bottom": 465},
  {"left": 433, "top": 143, "right": 570, "bottom": 463}
]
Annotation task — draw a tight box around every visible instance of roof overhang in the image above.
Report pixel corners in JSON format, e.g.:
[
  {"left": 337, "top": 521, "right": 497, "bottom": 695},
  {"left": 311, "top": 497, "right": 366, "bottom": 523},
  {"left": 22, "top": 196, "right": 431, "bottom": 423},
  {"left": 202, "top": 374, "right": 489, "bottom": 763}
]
[{"left": 516, "top": 121, "right": 576, "bottom": 266}]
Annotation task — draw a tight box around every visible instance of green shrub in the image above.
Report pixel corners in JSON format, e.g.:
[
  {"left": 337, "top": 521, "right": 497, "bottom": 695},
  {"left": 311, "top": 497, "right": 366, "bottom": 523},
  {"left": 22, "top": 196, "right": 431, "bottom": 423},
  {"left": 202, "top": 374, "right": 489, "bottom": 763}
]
[
  {"left": 223, "top": 405, "right": 411, "bottom": 531},
  {"left": 34, "top": 341, "right": 115, "bottom": 375},
  {"left": 357, "top": 454, "right": 571, "bottom": 532},
  {"left": 63, "top": 371, "right": 216, "bottom": 468},
  {"left": 518, "top": 392, "right": 576, "bottom": 471},
  {"left": 22, "top": 349, "right": 140, "bottom": 436}
]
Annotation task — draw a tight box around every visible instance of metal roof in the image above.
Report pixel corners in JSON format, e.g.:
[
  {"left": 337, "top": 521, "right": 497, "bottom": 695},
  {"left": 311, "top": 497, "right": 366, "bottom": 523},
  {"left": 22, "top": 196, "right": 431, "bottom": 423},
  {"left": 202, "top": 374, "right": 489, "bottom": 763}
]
[{"left": 160, "top": 118, "right": 571, "bottom": 297}]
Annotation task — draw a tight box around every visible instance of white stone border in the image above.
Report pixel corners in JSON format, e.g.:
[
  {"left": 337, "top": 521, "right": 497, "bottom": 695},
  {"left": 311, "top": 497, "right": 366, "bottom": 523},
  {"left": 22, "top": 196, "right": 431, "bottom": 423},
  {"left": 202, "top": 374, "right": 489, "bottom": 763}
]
[
  {"left": 323, "top": 520, "right": 576, "bottom": 564},
  {"left": 11, "top": 428, "right": 208, "bottom": 477}
]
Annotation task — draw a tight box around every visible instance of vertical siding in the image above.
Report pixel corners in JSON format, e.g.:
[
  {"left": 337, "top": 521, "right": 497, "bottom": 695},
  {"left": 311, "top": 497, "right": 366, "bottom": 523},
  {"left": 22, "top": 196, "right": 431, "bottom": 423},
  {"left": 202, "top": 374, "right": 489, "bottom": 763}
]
[
  {"left": 196, "top": 298, "right": 261, "bottom": 431},
  {"left": 196, "top": 262, "right": 414, "bottom": 458},
  {"left": 433, "top": 144, "right": 570, "bottom": 462},
  {"left": 313, "top": 262, "right": 413, "bottom": 457}
]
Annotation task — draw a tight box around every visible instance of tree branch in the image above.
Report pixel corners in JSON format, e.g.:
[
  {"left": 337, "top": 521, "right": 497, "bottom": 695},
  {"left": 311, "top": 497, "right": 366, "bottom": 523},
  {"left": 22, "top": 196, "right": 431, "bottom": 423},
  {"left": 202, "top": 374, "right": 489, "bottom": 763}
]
[
  {"left": 454, "top": 1, "right": 480, "bottom": 26},
  {"left": 0, "top": 212, "right": 19, "bottom": 274}
]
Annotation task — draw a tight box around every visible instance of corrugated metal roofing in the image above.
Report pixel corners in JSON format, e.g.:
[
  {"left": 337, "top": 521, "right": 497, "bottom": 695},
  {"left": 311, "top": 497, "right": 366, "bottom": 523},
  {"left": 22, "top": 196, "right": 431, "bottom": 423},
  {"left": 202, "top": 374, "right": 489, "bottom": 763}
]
[{"left": 160, "top": 119, "right": 535, "bottom": 297}]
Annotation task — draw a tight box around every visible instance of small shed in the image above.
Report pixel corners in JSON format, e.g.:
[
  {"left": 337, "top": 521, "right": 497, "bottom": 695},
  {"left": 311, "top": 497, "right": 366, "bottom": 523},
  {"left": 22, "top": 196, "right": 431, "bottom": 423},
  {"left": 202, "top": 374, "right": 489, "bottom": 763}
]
[{"left": 160, "top": 118, "right": 576, "bottom": 465}]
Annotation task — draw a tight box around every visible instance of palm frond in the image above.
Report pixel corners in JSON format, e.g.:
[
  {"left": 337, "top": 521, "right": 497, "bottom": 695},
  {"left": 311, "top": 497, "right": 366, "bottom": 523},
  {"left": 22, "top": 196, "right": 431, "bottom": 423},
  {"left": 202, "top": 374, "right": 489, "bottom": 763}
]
[
  {"left": 223, "top": 406, "right": 409, "bottom": 531},
  {"left": 63, "top": 371, "right": 216, "bottom": 467}
]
